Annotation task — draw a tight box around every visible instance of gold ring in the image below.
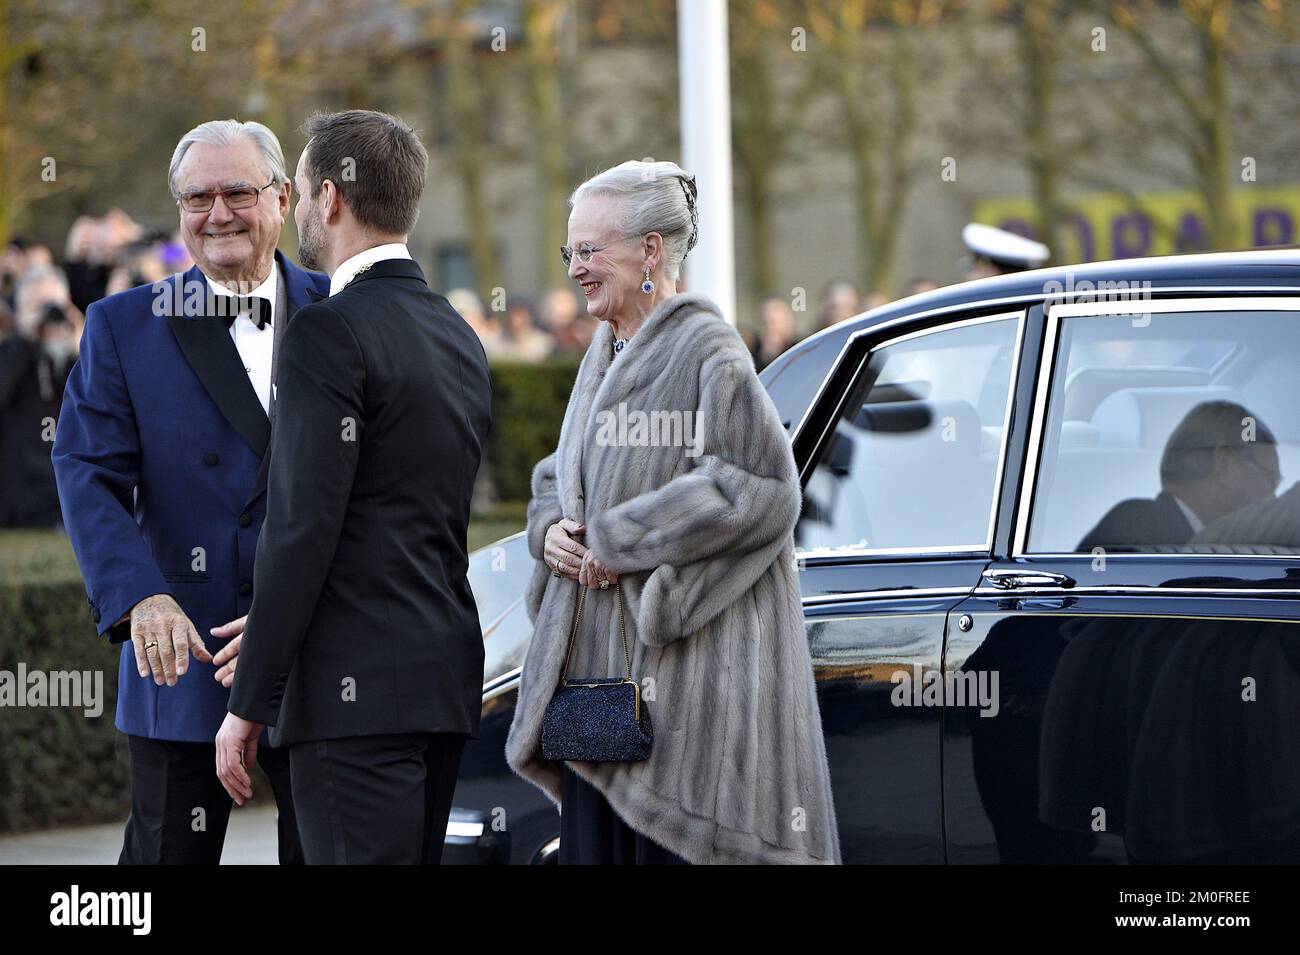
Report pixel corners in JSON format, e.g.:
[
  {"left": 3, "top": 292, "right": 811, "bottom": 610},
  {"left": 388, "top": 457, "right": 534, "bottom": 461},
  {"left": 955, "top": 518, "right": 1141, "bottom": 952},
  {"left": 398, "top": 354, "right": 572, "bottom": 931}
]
[
  {"left": 144, "top": 641, "right": 158, "bottom": 651},
  {"left": 599, "top": 578, "right": 610, "bottom": 590},
  {"left": 551, "top": 558, "right": 562, "bottom": 578}
]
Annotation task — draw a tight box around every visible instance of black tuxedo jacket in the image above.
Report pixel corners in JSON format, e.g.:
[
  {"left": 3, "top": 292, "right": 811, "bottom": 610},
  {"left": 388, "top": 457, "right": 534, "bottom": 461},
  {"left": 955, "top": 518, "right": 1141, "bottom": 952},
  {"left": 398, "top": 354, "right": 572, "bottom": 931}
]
[
  {"left": 1076, "top": 489, "right": 1195, "bottom": 553},
  {"left": 228, "top": 258, "right": 492, "bottom": 745}
]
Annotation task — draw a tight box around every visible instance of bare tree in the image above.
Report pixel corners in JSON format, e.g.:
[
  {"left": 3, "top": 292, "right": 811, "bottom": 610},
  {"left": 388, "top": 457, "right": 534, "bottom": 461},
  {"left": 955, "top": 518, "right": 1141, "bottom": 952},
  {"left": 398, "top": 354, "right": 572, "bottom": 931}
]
[
  {"left": 803, "top": 0, "right": 942, "bottom": 294},
  {"left": 731, "top": 0, "right": 819, "bottom": 298},
  {"left": 1081, "top": 0, "right": 1297, "bottom": 249},
  {"left": 415, "top": 0, "right": 503, "bottom": 299},
  {"left": 523, "top": 0, "right": 572, "bottom": 289}
]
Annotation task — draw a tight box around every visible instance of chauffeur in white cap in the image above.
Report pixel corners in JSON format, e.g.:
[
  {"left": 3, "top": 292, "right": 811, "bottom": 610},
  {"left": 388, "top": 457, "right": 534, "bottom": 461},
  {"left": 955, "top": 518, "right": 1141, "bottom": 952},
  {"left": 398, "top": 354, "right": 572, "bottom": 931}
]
[{"left": 962, "top": 222, "right": 1050, "bottom": 280}]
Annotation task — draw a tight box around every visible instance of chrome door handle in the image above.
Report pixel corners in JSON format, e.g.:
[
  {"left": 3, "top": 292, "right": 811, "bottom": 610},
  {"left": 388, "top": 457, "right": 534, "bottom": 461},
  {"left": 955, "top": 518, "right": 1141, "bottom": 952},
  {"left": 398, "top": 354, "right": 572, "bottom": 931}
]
[{"left": 982, "top": 569, "right": 1076, "bottom": 589}]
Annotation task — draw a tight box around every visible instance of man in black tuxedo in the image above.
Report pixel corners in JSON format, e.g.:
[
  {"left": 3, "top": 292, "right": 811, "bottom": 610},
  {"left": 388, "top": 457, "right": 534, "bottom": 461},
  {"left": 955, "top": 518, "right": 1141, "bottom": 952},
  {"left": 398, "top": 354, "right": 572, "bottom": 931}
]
[{"left": 215, "top": 109, "right": 492, "bottom": 864}]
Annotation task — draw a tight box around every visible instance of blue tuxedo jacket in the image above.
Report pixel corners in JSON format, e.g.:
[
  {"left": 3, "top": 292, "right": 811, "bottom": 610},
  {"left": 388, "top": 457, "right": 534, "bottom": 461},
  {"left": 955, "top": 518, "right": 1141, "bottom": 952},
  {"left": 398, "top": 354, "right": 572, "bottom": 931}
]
[{"left": 52, "top": 251, "right": 329, "bottom": 741}]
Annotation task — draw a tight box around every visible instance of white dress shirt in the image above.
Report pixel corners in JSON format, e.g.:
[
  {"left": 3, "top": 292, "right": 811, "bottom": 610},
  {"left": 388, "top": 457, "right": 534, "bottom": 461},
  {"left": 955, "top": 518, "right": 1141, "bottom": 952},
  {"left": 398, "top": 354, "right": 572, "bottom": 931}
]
[
  {"left": 208, "top": 267, "right": 277, "bottom": 416},
  {"left": 329, "top": 243, "right": 412, "bottom": 297}
]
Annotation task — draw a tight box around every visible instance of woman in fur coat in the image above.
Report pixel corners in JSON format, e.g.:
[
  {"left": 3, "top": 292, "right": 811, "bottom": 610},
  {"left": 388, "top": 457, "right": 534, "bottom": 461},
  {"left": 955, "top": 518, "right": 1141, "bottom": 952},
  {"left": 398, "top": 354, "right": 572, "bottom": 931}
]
[{"left": 505, "top": 159, "right": 841, "bottom": 865}]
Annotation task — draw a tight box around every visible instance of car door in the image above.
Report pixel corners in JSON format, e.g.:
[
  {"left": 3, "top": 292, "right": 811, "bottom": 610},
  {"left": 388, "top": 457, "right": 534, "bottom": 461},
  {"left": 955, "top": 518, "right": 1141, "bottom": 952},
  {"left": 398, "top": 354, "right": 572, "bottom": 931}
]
[
  {"left": 793, "top": 306, "right": 1032, "bottom": 862},
  {"left": 452, "top": 532, "right": 562, "bottom": 864},
  {"left": 944, "top": 295, "right": 1300, "bottom": 863}
]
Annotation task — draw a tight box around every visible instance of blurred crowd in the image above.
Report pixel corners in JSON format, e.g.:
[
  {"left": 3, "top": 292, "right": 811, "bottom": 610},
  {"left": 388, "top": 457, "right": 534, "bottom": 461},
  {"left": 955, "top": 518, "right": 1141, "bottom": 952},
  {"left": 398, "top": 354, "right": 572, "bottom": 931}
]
[
  {"left": 739, "top": 275, "right": 938, "bottom": 372},
  {"left": 1, "top": 206, "right": 934, "bottom": 530},
  {"left": 451, "top": 274, "right": 938, "bottom": 373},
  {"left": 0, "top": 210, "right": 193, "bottom": 528},
  {"left": 449, "top": 286, "right": 599, "bottom": 362}
]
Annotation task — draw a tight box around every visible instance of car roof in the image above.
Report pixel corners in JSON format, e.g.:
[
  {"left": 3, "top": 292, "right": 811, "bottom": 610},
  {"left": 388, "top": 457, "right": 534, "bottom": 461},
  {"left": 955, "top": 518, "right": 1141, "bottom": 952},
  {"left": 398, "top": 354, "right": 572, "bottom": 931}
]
[
  {"left": 788, "top": 247, "right": 1300, "bottom": 359},
  {"left": 758, "top": 248, "right": 1300, "bottom": 438}
]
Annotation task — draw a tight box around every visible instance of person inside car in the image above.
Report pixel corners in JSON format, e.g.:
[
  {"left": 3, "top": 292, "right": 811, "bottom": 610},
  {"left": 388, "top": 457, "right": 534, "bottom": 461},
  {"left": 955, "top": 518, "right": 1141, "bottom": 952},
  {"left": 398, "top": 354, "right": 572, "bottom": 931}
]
[{"left": 1077, "top": 400, "right": 1280, "bottom": 552}]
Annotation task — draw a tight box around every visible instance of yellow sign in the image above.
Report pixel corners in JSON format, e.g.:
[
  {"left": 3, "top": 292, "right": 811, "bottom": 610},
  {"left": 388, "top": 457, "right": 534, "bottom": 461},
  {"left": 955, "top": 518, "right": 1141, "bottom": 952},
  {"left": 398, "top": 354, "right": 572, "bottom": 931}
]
[{"left": 973, "top": 187, "right": 1300, "bottom": 262}]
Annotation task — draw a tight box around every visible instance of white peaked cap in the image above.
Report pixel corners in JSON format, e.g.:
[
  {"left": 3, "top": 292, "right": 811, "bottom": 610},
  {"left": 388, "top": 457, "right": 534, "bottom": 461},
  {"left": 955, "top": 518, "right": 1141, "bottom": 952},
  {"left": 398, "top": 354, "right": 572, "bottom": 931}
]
[{"left": 962, "top": 222, "right": 1050, "bottom": 270}]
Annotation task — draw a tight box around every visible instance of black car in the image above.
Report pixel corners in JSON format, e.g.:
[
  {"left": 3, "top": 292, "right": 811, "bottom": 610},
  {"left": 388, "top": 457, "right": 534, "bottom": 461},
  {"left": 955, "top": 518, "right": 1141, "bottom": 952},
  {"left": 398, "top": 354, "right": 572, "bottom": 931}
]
[{"left": 447, "top": 249, "right": 1300, "bottom": 864}]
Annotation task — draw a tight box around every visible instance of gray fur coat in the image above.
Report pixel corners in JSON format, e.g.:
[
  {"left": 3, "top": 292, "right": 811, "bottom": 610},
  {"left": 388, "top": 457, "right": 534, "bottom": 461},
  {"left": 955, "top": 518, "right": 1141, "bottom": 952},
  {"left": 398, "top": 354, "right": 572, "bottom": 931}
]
[{"left": 504, "top": 292, "right": 841, "bottom": 864}]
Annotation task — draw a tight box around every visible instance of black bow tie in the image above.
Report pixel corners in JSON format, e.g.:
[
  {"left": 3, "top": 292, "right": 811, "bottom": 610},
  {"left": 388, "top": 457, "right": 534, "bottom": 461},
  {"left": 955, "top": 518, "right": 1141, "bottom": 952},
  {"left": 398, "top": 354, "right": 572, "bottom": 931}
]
[{"left": 211, "top": 295, "right": 272, "bottom": 330}]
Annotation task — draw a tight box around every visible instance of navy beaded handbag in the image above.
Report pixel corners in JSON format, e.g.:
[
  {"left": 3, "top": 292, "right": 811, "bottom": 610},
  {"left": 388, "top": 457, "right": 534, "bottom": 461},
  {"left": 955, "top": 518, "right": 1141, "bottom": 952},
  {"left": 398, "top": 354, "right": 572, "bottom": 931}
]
[{"left": 541, "top": 581, "right": 653, "bottom": 762}]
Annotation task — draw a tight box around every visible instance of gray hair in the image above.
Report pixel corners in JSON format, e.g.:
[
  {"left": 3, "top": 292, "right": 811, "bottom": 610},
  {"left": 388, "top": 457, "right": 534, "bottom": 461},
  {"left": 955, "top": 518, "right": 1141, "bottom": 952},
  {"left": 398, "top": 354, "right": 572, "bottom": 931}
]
[
  {"left": 569, "top": 159, "right": 699, "bottom": 281},
  {"left": 15, "top": 264, "right": 70, "bottom": 312},
  {"left": 168, "top": 120, "right": 288, "bottom": 197}
]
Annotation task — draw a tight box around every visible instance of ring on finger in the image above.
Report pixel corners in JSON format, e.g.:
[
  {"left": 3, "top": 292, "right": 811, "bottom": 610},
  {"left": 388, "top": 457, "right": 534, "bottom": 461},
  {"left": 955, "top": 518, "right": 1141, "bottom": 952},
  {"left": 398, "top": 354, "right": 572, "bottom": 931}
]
[{"left": 144, "top": 641, "right": 158, "bottom": 652}]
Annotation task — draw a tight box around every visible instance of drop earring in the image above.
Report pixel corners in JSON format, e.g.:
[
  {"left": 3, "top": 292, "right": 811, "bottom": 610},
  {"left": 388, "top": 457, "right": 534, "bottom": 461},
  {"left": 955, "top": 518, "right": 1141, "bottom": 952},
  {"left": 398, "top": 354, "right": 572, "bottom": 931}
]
[{"left": 641, "top": 267, "right": 655, "bottom": 295}]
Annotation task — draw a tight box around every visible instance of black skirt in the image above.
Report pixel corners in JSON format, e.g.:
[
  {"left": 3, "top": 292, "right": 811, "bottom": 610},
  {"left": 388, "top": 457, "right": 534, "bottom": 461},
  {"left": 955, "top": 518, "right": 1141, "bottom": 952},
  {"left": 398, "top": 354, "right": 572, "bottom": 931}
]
[{"left": 559, "top": 765, "right": 689, "bottom": 865}]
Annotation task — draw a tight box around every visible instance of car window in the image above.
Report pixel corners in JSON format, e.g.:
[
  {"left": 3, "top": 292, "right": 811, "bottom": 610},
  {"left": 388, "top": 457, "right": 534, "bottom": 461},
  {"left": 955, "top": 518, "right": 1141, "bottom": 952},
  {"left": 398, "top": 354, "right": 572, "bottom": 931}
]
[
  {"left": 760, "top": 325, "right": 851, "bottom": 432},
  {"left": 796, "top": 314, "right": 1022, "bottom": 555},
  {"left": 468, "top": 533, "right": 534, "bottom": 683},
  {"left": 1026, "top": 305, "right": 1300, "bottom": 555}
]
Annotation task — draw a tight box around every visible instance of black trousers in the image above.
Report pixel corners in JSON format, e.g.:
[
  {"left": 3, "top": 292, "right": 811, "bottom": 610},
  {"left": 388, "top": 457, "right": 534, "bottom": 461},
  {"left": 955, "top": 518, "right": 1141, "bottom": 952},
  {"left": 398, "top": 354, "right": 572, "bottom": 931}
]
[
  {"left": 559, "top": 765, "right": 689, "bottom": 865},
  {"left": 288, "top": 732, "right": 467, "bottom": 865},
  {"left": 119, "top": 733, "right": 303, "bottom": 865}
]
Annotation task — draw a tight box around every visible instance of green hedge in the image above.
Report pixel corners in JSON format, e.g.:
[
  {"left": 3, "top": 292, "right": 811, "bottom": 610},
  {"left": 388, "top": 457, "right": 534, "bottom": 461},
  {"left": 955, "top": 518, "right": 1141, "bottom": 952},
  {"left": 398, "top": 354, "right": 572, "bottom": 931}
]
[
  {"left": 0, "top": 533, "right": 128, "bottom": 833},
  {"left": 0, "top": 500, "right": 532, "bottom": 834},
  {"left": 487, "top": 357, "right": 580, "bottom": 503}
]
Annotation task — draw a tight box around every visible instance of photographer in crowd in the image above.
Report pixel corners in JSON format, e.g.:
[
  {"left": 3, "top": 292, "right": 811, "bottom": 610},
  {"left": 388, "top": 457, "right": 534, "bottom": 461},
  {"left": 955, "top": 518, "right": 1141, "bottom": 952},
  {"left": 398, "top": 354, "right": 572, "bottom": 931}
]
[{"left": 0, "top": 265, "right": 82, "bottom": 527}]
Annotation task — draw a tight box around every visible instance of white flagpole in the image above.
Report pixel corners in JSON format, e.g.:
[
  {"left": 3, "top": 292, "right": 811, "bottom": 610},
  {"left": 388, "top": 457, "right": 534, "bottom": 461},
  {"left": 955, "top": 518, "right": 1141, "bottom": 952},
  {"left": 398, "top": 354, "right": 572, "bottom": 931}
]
[{"left": 676, "top": 0, "right": 737, "bottom": 326}]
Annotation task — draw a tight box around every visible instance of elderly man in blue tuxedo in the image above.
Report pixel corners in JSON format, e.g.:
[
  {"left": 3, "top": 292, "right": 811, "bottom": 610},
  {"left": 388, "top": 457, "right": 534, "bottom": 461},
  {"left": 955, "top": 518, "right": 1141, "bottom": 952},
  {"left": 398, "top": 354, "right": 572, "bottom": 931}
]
[{"left": 52, "top": 119, "right": 329, "bottom": 864}]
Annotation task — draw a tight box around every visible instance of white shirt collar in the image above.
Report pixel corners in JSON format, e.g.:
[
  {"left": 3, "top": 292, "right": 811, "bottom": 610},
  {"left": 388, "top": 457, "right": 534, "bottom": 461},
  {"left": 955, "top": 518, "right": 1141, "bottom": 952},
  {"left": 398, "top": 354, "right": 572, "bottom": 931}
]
[
  {"left": 207, "top": 263, "right": 278, "bottom": 311},
  {"left": 1171, "top": 493, "right": 1204, "bottom": 533},
  {"left": 330, "top": 243, "right": 412, "bottom": 296}
]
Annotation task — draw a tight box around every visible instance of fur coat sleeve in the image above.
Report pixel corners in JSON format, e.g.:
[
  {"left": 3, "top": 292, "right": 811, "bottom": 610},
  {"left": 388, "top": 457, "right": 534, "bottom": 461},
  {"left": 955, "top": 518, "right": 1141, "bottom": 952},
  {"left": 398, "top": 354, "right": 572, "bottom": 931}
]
[
  {"left": 584, "top": 352, "right": 801, "bottom": 646},
  {"left": 524, "top": 451, "right": 562, "bottom": 623}
]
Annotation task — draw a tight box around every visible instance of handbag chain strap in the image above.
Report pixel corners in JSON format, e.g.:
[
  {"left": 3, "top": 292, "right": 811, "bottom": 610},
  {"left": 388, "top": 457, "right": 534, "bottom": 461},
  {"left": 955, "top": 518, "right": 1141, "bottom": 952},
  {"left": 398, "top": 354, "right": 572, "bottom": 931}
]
[{"left": 558, "top": 580, "right": 632, "bottom": 684}]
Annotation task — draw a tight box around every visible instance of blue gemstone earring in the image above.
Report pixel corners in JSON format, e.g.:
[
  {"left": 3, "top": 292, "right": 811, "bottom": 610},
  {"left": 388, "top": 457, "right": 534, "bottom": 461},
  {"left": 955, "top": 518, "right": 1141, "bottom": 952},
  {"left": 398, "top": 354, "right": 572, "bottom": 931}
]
[{"left": 641, "top": 267, "right": 655, "bottom": 295}]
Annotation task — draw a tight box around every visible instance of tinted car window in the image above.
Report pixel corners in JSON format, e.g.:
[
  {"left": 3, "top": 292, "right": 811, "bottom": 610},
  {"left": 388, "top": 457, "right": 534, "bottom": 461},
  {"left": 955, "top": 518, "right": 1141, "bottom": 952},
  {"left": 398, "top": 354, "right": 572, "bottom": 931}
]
[
  {"left": 1027, "top": 307, "right": 1300, "bottom": 555},
  {"left": 796, "top": 315, "right": 1021, "bottom": 554}
]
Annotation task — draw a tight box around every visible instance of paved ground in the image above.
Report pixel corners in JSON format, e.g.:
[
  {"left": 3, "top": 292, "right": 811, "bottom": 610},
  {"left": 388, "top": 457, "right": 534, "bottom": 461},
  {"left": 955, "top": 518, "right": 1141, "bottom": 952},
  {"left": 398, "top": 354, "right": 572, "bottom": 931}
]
[{"left": 0, "top": 806, "right": 281, "bottom": 864}]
